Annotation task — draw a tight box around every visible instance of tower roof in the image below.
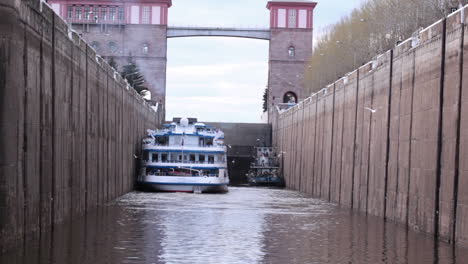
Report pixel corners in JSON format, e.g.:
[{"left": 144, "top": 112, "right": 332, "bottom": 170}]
[{"left": 267, "top": 0, "right": 317, "bottom": 9}]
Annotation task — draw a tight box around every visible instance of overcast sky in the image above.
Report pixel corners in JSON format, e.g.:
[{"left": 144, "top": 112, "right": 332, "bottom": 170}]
[{"left": 165, "top": 0, "right": 364, "bottom": 123}]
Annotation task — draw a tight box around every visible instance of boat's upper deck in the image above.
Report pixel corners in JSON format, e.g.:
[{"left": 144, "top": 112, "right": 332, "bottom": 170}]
[{"left": 143, "top": 117, "right": 226, "bottom": 152}]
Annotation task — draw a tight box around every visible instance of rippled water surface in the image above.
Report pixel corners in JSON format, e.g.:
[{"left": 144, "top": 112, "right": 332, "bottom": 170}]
[{"left": 2, "top": 187, "right": 468, "bottom": 264}]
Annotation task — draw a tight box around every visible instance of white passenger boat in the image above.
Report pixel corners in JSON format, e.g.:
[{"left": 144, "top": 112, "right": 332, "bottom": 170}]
[{"left": 138, "top": 117, "right": 229, "bottom": 193}]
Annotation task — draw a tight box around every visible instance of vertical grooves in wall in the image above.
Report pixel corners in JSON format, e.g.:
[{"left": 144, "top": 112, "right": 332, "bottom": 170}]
[
  {"left": 288, "top": 110, "right": 294, "bottom": 187},
  {"left": 384, "top": 50, "right": 394, "bottom": 219},
  {"left": 296, "top": 106, "right": 302, "bottom": 190},
  {"left": 22, "top": 21, "right": 28, "bottom": 245},
  {"left": 84, "top": 46, "right": 89, "bottom": 212},
  {"left": 365, "top": 74, "right": 375, "bottom": 213},
  {"left": 120, "top": 83, "right": 124, "bottom": 194},
  {"left": 435, "top": 18, "right": 447, "bottom": 239},
  {"left": 290, "top": 112, "right": 295, "bottom": 187},
  {"left": 452, "top": 20, "right": 465, "bottom": 244},
  {"left": 38, "top": 19, "right": 44, "bottom": 237},
  {"left": 106, "top": 70, "right": 110, "bottom": 202},
  {"left": 15, "top": 33, "right": 21, "bottom": 251},
  {"left": 312, "top": 97, "right": 319, "bottom": 195},
  {"left": 50, "top": 14, "right": 56, "bottom": 231},
  {"left": 357, "top": 75, "right": 366, "bottom": 209},
  {"left": 309, "top": 98, "right": 316, "bottom": 194},
  {"left": 328, "top": 84, "right": 336, "bottom": 201},
  {"left": 69, "top": 37, "right": 74, "bottom": 216},
  {"left": 406, "top": 49, "right": 416, "bottom": 226},
  {"left": 96, "top": 69, "right": 101, "bottom": 205},
  {"left": 393, "top": 57, "right": 403, "bottom": 221},
  {"left": 318, "top": 97, "right": 325, "bottom": 197},
  {"left": 351, "top": 71, "right": 360, "bottom": 209},
  {"left": 298, "top": 103, "right": 305, "bottom": 191},
  {"left": 338, "top": 85, "right": 346, "bottom": 203}
]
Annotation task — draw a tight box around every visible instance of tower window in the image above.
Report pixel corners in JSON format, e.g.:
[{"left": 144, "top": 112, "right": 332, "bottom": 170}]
[
  {"left": 101, "top": 7, "right": 107, "bottom": 20},
  {"left": 288, "top": 9, "right": 297, "bottom": 28},
  {"left": 84, "top": 7, "right": 90, "bottom": 20},
  {"left": 142, "top": 43, "right": 149, "bottom": 54},
  {"left": 283, "top": 92, "right": 297, "bottom": 104},
  {"left": 118, "top": 7, "right": 124, "bottom": 21},
  {"left": 142, "top": 6, "right": 150, "bottom": 24},
  {"left": 110, "top": 7, "right": 116, "bottom": 21},
  {"left": 67, "top": 6, "right": 73, "bottom": 19},
  {"left": 91, "top": 41, "right": 100, "bottom": 51},
  {"left": 288, "top": 46, "right": 295, "bottom": 57},
  {"left": 108, "top": 42, "right": 117, "bottom": 53},
  {"left": 75, "top": 7, "right": 82, "bottom": 20}
]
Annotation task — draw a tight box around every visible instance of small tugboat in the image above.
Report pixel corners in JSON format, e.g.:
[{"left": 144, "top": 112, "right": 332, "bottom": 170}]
[
  {"left": 138, "top": 117, "right": 229, "bottom": 193},
  {"left": 246, "top": 147, "right": 285, "bottom": 187}
]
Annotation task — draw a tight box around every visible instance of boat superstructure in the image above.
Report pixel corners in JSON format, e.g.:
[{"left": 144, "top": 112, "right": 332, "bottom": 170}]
[
  {"left": 246, "top": 147, "right": 284, "bottom": 187},
  {"left": 138, "top": 117, "right": 229, "bottom": 193}
]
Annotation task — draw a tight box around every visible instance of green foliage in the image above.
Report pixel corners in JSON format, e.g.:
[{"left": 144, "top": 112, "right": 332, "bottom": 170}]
[
  {"left": 121, "top": 57, "right": 148, "bottom": 95},
  {"left": 263, "top": 87, "right": 268, "bottom": 112},
  {"left": 305, "top": 0, "right": 468, "bottom": 94}
]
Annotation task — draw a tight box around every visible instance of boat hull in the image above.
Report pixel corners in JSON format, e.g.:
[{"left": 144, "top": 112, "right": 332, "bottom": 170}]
[
  {"left": 138, "top": 175, "right": 229, "bottom": 193},
  {"left": 247, "top": 176, "right": 285, "bottom": 187}
]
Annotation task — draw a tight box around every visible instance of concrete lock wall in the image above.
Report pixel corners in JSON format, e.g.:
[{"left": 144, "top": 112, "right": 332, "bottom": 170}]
[
  {"left": 0, "top": 0, "right": 163, "bottom": 252},
  {"left": 271, "top": 7, "right": 468, "bottom": 246}
]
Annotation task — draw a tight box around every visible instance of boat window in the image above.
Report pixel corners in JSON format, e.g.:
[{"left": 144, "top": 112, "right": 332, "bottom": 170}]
[
  {"left": 157, "top": 136, "right": 168, "bottom": 146},
  {"left": 206, "top": 139, "right": 213, "bottom": 146},
  {"left": 152, "top": 153, "right": 158, "bottom": 162},
  {"left": 183, "top": 155, "right": 188, "bottom": 161},
  {"left": 178, "top": 155, "right": 182, "bottom": 161},
  {"left": 161, "top": 153, "right": 167, "bottom": 162},
  {"left": 143, "top": 151, "right": 149, "bottom": 161},
  {"left": 208, "top": 155, "right": 214, "bottom": 163},
  {"left": 190, "top": 154, "right": 196, "bottom": 162},
  {"left": 199, "top": 155, "right": 205, "bottom": 162}
]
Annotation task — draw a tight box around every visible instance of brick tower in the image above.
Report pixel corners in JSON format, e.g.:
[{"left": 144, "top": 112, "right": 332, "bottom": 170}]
[
  {"left": 48, "top": 0, "right": 172, "bottom": 109},
  {"left": 267, "top": 0, "right": 317, "bottom": 109}
]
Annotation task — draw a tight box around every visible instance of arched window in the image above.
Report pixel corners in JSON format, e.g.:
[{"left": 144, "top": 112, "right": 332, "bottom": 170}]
[
  {"left": 91, "top": 41, "right": 100, "bottom": 52},
  {"left": 288, "top": 46, "right": 295, "bottom": 57},
  {"left": 108, "top": 41, "right": 117, "bottom": 53},
  {"left": 142, "top": 43, "right": 149, "bottom": 54},
  {"left": 283, "top": 91, "right": 297, "bottom": 104}
]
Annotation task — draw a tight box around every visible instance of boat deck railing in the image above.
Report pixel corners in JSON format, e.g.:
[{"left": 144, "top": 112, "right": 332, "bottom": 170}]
[
  {"left": 251, "top": 162, "right": 280, "bottom": 167},
  {"left": 143, "top": 144, "right": 226, "bottom": 149},
  {"left": 148, "top": 173, "right": 220, "bottom": 177},
  {"left": 146, "top": 160, "right": 223, "bottom": 164}
]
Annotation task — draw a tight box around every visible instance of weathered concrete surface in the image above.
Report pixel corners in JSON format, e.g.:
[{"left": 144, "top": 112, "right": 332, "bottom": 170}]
[
  {"left": 340, "top": 71, "right": 358, "bottom": 208},
  {"left": 73, "top": 23, "right": 169, "bottom": 110},
  {"left": 457, "top": 11, "right": 468, "bottom": 247},
  {"left": 0, "top": 0, "right": 163, "bottom": 253},
  {"left": 271, "top": 6, "right": 468, "bottom": 246}
]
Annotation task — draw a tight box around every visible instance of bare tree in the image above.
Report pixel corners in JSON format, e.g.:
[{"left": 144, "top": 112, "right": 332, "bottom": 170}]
[{"left": 305, "top": 0, "right": 468, "bottom": 94}]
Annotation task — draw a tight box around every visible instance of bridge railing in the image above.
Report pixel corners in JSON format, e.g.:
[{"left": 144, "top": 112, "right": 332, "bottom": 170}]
[{"left": 167, "top": 24, "right": 270, "bottom": 31}]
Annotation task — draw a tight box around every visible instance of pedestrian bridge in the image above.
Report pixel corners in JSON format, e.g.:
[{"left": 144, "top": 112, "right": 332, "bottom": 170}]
[{"left": 167, "top": 26, "right": 271, "bottom": 40}]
